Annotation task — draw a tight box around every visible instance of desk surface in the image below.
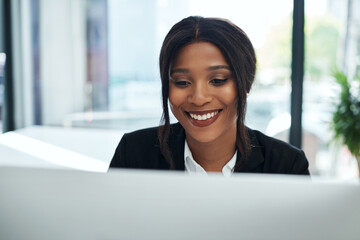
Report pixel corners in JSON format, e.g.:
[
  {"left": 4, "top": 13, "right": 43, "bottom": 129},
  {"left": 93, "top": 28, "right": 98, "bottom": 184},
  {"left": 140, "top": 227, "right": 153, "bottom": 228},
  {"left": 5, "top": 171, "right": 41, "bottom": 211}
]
[{"left": 0, "top": 126, "right": 125, "bottom": 171}]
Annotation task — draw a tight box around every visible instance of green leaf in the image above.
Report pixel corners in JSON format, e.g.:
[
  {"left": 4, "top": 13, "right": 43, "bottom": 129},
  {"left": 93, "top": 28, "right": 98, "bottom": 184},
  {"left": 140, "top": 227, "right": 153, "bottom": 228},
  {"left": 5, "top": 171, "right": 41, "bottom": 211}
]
[{"left": 331, "top": 70, "right": 360, "bottom": 158}]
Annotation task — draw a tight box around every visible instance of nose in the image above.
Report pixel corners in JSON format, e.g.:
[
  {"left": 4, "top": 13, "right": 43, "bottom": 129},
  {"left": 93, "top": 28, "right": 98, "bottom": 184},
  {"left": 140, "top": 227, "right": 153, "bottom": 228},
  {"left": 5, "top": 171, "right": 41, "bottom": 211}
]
[{"left": 188, "top": 82, "right": 212, "bottom": 106}]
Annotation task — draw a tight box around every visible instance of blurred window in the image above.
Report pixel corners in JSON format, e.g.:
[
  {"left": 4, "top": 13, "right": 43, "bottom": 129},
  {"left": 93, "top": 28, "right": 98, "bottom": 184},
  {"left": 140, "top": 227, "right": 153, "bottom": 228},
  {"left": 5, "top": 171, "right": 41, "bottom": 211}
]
[
  {"left": 20, "top": 0, "right": 294, "bottom": 132},
  {"left": 303, "top": 0, "right": 360, "bottom": 177}
]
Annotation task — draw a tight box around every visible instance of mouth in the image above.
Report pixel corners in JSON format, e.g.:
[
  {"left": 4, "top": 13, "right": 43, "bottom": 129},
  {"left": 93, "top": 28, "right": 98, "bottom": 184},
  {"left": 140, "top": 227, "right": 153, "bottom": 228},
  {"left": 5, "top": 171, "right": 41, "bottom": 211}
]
[
  {"left": 185, "top": 110, "right": 222, "bottom": 127},
  {"left": 188, "top": 110, "right": 219, "bottom": 120}
]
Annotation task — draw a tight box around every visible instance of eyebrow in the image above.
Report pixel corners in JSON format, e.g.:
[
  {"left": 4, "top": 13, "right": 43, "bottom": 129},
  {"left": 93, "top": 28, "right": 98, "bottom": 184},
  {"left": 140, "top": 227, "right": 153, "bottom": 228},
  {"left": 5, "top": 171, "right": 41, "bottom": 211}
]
[
  {"left": 170, "top": 65, "right": 230, "bottom": 75},
  {"left": 208, "top": 65, "right": 231, "bottom": 71},
  {"left": 170, "top": 68, "right": 189, "bottom": 74}
]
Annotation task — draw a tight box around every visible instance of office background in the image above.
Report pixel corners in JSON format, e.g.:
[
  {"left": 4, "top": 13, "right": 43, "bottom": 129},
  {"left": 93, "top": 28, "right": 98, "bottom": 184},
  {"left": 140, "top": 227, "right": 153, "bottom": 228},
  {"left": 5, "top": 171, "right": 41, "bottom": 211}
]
[{"left": 0, "top": 0, "right": 359, "bottom": 177}]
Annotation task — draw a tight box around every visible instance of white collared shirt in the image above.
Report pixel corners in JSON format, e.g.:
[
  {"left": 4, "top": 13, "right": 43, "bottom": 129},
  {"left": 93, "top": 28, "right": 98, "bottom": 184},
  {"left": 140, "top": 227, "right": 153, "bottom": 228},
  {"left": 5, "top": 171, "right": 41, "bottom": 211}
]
[{"left": 184, "top": 139, "right": 237, "bottom": 177}]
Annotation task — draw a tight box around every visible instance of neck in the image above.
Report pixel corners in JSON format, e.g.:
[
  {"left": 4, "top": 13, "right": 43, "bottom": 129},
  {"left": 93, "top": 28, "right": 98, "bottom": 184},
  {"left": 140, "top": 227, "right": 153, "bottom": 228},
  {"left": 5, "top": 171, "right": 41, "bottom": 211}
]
[{"left": 186, "top": 125, "right": 237, "bottom": 172}]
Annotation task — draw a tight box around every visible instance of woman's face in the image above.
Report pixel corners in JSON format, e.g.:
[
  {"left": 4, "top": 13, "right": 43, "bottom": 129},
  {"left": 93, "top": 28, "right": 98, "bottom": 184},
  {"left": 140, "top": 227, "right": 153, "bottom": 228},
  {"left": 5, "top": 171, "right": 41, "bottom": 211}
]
[{"left": 169, "top": 41, "right": 238, "bottom": 144}]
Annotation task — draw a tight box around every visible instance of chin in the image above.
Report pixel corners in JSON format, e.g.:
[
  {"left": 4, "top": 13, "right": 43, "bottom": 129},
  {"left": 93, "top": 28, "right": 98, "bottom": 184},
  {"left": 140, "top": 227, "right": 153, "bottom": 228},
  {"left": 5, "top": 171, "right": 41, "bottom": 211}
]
[{"left": 185, "top": 129, "right": 220, "bottom": 144}]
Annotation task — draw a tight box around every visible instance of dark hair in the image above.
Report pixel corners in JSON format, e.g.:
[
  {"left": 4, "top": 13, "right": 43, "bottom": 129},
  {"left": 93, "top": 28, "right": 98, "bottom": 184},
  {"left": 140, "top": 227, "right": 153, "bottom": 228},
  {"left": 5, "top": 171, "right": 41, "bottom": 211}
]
[{"left": 158, "top": 16, "right": 257, "bottom": 170}]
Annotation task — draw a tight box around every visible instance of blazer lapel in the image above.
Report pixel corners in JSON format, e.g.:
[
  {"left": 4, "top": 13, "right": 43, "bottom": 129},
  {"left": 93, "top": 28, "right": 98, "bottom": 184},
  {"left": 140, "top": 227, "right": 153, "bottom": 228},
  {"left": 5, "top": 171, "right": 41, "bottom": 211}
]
[{"left": 167, "top": 124, "right": 264, "bottom": 172}]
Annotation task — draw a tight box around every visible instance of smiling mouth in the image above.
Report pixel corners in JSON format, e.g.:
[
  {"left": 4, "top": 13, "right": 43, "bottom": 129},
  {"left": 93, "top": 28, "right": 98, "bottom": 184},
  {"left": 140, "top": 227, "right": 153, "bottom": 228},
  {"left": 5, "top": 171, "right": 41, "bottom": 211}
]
[
  {"left": 185, "top": 110, "right": 222, "bottom": 127},
  {"left": 188, "top": 110, "right": 219, "bottom": 121}
]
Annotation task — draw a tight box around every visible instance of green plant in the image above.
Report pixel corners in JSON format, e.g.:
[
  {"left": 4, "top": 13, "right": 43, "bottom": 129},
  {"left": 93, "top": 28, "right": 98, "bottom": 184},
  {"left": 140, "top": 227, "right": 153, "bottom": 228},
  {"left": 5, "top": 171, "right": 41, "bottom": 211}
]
[{"left": 332, "top": 71, "right": 360, "bottom": 173}]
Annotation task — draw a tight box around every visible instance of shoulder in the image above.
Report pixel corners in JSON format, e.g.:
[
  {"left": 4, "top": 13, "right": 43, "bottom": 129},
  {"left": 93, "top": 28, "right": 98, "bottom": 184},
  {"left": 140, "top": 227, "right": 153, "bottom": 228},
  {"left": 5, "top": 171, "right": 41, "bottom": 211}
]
[
  {"left": 121, "top": 122, "right": 183, "bottom": 144},
  {"left": 247, "top": 128, "right": 310, "bottom": 175},
  {"left": 109, "top": 123, "right": 183, "bottom": 169},
  {"left": 109, "top": 126, "right": 160, "bottom": 169},
  {"left": 250, "top": 129, "right": 300, "bottom": 154},
  {"left": 121, "top": 125, "right": 160, "bottom": 145}
]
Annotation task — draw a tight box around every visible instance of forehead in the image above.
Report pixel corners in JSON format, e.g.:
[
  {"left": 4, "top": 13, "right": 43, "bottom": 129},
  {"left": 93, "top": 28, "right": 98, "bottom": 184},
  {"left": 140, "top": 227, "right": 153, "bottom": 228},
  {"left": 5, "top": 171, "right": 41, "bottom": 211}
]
[{"left": 172, "top": 42, "right": 229, "bottom": 68}]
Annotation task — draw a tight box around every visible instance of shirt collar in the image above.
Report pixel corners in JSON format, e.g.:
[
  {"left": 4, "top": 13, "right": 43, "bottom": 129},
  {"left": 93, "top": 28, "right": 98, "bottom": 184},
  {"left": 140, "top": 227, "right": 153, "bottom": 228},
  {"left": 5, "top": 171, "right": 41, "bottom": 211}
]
[{"left": 184, "top": 139, "right": 237, "bottom": 177}]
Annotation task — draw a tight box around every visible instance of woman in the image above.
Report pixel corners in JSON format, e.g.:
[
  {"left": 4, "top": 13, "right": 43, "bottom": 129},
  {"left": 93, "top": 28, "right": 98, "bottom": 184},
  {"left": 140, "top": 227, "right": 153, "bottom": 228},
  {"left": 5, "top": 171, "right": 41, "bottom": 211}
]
[{"left": 110, "top": 16, "right": 310, "bottom": 175}]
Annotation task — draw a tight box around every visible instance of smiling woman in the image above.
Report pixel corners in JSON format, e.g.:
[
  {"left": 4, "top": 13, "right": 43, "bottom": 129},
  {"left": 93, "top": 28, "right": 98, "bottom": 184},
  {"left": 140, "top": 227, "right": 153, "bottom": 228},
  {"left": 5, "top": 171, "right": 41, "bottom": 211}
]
[
  {"left": 169, "top": 42, "right": 238, "bottom": 172},
  {"left": 109, "top": 16, "right": 310, "bottom": 176}
]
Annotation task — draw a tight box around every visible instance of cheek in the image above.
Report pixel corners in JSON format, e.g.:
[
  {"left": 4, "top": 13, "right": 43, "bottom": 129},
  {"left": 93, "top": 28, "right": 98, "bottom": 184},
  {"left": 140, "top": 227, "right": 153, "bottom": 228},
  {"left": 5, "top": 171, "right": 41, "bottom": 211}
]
[
  {"left": 218, "top": 84, "right": 238, "bottom": 122},
  {"left": 169, "top": 86, "right": 185, "bottom": 113},
  {"left": 222, "top": 83, "right": 238, "bottom": 108}
]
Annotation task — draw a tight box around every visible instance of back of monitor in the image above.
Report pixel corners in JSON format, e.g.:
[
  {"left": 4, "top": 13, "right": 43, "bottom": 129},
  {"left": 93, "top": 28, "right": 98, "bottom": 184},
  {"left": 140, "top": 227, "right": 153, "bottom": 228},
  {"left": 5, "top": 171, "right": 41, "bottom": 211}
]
[{"left": 0, "top": 167, "right": 359, "bottom": 240}]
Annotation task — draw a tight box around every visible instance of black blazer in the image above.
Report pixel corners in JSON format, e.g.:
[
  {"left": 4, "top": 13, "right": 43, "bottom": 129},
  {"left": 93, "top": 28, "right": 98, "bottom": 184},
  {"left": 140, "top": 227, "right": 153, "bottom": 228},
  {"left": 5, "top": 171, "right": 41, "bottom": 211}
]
[{"left": 110, "top": 123, "right": 310, "bottom": 175}]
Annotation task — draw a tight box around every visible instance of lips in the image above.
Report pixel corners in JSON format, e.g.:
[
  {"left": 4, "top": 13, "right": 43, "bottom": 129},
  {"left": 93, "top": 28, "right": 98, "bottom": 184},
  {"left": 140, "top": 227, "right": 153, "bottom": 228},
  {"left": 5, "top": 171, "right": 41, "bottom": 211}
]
[
  {"left": 186, "top": 110, "right": 222, "bottom": 127},
  {"left": 189, "top": 110, "right": 219, "bottom": 120}
]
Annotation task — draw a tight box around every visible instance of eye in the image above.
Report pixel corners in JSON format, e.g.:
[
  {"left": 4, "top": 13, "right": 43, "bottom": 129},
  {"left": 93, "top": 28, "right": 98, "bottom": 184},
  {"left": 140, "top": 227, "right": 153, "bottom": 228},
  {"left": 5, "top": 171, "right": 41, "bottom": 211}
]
[
  {"left": 173, "top": 80, "right": 191, "bottom": 88},
  {"left": 210, "top": 78, "right": 228, "bottom": 86}
]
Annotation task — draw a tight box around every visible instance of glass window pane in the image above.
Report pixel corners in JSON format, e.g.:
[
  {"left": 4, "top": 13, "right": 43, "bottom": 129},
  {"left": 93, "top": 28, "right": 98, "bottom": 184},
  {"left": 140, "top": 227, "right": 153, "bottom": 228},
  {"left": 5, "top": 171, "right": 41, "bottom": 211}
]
[
  {"left": 30, "top": 0, "right": 294, "bottom": 134},
  {"left": 304, "top": 0, "right": 360, "bottom": 177}
]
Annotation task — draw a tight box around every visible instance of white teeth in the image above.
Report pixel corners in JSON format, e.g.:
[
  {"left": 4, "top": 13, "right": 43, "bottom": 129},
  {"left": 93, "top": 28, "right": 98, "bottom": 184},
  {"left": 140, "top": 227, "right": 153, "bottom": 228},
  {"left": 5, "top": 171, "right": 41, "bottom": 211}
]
[{"left": 189, "top": 111, "right": 219, "bottom": 121}]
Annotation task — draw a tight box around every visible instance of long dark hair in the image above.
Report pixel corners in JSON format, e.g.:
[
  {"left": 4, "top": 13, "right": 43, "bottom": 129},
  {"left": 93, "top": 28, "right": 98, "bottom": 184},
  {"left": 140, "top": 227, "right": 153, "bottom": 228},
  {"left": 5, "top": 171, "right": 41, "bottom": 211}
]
[{"left": 158, "top": 16, "right": 257, "bottom": 170}]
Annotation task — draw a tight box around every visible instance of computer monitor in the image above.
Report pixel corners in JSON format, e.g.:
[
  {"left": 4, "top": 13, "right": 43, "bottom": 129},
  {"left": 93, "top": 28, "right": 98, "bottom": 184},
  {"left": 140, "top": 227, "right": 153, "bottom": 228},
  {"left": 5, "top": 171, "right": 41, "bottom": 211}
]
[{"left": 0, "top": 167, "right": 359, "bottom": 240}]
